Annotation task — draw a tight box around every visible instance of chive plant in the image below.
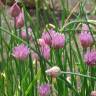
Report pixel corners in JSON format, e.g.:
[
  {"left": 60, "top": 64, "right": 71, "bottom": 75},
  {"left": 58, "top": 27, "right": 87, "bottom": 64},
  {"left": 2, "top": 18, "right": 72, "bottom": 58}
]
[{"left": 0, "top": 0, "right": 96, "bottom": 96}]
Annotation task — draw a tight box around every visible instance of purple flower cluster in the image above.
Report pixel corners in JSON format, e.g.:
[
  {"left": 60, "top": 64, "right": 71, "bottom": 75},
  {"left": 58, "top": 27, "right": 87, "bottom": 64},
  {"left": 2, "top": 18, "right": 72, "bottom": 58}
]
[
  {"left": 12, "top": 44, "right": 29, "bottom": 60},
  {"left": 21, "top": 27, "right": 32, "bottom": 41},
  {"left": 38, "top": 29, "right": 65, "bottom": 60},
  {"left": 79, "top": 24, "right": 93, "bottom": 48},
  {"left": 84, "top": 51, "right": 96, "bottom": 66},
  {"left": 42, "top": 29, "right": 65, "bottom": 49},
  {"left": 51, "top": 32, "right": 65, "bottom": 48},
  {"left": 79, "top": 31, "right": 93, "bottom": 48},
  {"left": 42, "top": 29, "right": 55, "bottom": 45},
  {"left": 38, "top": 39, "right": 50, "bottom": 60},
  {"left": 40, "top": 44, "right": 50, "bottom": 60},
  {"left": 38, "top": 84, "right": 51, "bottom": 96}
]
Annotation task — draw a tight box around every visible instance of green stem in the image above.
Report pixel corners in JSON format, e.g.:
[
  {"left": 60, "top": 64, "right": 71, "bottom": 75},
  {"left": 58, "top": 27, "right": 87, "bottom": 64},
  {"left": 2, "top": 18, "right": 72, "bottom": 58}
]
[
  {"left": 61, "top": 71, "right": 96, "bottom": 80},
  {"left": 60, "top": 20, "right": 96, "bottom": 32},
  {"left": 35, "top": 61, "right": 37, "bottom": 96},
  {"left": 19, "top": 60, "right": 23, "bottom": 96},
  {"left": 24, "top": 9, "right": 34, "bottom": 96}
]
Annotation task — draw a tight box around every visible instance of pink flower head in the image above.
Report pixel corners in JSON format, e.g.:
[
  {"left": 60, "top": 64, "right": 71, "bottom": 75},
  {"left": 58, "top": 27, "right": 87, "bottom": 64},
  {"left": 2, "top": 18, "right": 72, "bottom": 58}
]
[
  {"left": 82, "top": 24, "right": 89, "bottom": 32},
  {"left": 42, "top": 29, "right": 65, "bottom": 48},
  {"left": 41, "top": 29, "right": 55, "bottom": 45},
  {"left": 91, "top": 91, "right": 96, "bottom": 96},
  {"left": 16, "top": 12, "right": 24, "bottom": 28},
  {"left": 51, "top": 32, "right": 65, "bottom": 48},
  {"left": 40, "top": 44, "right": 50, "bottom": 60},
  {"left": 21, "top": 28, "right": 32, "bottom": 41},
  {"left": 38, "top": 84, "right": 51, "bottom": 96},
  {"left": 84, "top": 51, "right": 96, "bottom": 66},
  {"left": 79, "top": 31, "right": 93, "bottom": 48},
  {"left": 38, "top": 39, "right": 46, "bottom": 46},
  {"left": 12, "top": 44, "right": 29, "bottom": 60},
  {"left": 10, "top": 2, "right": 21, "bottom": 17},
  {"left": 45, "top": 66, "right": 61, "bottom": 78}
]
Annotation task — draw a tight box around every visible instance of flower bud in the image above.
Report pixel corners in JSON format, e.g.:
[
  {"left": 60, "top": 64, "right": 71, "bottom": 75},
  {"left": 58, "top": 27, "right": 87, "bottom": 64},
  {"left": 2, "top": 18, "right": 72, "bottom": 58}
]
[
  {"left": 91, "top": 91, "right": 96, "bottom": 96},
  {"left": 45, "top": 66, "right": 61, "bottom": 78},
  {"left": 16, "top": 12, "right": 24, "bottom": 28},
  {"left": 10, "top": 2, "right": 21, "bottom": 17}
]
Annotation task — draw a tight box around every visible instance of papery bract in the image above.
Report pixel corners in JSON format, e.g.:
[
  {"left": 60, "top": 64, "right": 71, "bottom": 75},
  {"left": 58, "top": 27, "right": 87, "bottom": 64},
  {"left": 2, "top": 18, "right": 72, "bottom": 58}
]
[
  {"left": 82, "top": 24, "right": 89, "bottom": 32},
  {"left": 45, "top": 66, "right": 61, "bottom": 78},
  {"left": 10, "top": 2, "right": 21, "bottom": 17}
]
